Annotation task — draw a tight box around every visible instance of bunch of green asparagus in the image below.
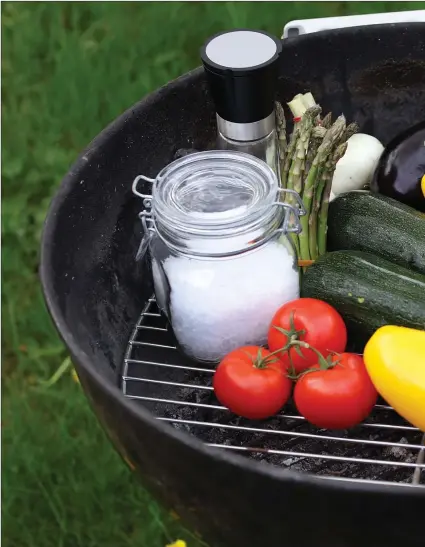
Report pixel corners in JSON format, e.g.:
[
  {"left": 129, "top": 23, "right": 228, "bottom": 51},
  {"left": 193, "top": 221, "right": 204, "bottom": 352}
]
[{"left": 275, "top": 93, "right": 358, "bottom": 263}]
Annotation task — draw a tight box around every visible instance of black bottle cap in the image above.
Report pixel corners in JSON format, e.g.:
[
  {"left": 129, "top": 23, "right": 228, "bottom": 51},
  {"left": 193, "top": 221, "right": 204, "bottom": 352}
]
[{"left": 201, "top": 29, "right": 282, "bottom": 124}]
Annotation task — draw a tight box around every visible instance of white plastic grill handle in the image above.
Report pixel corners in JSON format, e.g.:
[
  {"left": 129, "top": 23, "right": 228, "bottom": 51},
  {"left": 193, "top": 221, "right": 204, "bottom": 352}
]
[{"left": 282, "top": 10, "right": 425, "bottom": 38}]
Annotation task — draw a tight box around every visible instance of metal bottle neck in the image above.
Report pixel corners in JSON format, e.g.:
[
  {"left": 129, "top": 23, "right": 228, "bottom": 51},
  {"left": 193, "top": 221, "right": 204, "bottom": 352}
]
[{"left": 216, "top": 111, "right": 275, "bottom": 142}]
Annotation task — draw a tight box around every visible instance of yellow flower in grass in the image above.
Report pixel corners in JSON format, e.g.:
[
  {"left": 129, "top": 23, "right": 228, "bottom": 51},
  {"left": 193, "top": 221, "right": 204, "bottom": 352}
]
[
  {"left": 166, "top": 541, "right": 186, "bottom": 547},
  {"left": 71, "top": 368, "right": 80, "bottom": 384}
]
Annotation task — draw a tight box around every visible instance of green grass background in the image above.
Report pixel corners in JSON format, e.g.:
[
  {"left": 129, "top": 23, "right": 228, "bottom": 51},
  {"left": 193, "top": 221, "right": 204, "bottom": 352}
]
[{"left": 2, "top": 2, "right": 422, "bottom": 546}]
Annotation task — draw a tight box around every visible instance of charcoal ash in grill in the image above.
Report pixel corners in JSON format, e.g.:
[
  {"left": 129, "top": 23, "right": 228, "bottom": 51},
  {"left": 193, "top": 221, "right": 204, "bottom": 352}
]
[
  {"left": 124, "top": 306, "right": 424, "bottom": 485},
  {"left": 139, "top": 372, "right": 422, "bottom": 482},
  {"left": 383, "top": 437, "right": 413, "bottom": 460}
]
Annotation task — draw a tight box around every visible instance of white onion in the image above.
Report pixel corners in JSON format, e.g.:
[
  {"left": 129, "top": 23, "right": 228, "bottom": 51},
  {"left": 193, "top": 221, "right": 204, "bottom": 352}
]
[{"left": 330, "top": 133, "right": 384, "bottom": 201}]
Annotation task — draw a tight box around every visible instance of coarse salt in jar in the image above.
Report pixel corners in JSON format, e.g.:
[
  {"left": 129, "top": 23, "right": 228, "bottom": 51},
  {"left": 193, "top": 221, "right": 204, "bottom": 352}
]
[{"left": 132, "top": 150, "right": 303, "bottom": 363}]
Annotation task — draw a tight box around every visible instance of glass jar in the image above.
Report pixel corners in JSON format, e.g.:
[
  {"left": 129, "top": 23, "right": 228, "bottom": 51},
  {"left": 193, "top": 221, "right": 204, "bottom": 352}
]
[{"left": 133, "top": 150, "right": 303, "bottom": 364}]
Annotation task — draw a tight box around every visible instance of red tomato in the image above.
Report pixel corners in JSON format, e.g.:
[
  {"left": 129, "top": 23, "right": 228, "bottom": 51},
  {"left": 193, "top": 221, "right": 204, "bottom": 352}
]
[
  {"left": 213, "top": 346, "right": 292, "bottom": 420},
  {"left": 294, "top": 353, "right": 378, "bottom": 429},
  {"left": 268, "top": 298, "right": 347, "bottom": 373}
]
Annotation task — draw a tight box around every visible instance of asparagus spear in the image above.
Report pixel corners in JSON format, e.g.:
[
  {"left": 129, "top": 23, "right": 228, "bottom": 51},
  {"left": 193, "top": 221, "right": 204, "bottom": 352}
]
[
  {"left": 298, "top": 115, "right": 346, "bottom": 261},
  {"left": 281, "top": 125, "right": 299, "bottom": 189},
  {"left": 288, "top": 106, "right": 321, "bottom": 259},
  {"left": 282, "top": 135, "right": 302, "bottom": 253},
  {"left": 313, "top": 122, "right": 356, "bottom": 210},
  {"left": 311, "top": 125, "right": 327, "bottom": 138},
  {"left": 281, "top": 94, "right": 306, "bottom": 189},
  {"left": 309, "top": 160, "right": 330, "bottom": 260},
  {"left": 308, "top": 165, "right": 325, "bottom": 260},
  {"left": 287, "top": 105, "right": 321, "bottom": 201},
  {"left": 307, "top": 116, "right": 347, "bottom": 259},
  {"left": 309, "top": 121, "right": 357, "bottom": 235},
  {"left": 317, "top": 141, "right": 348, "bottom": 256},
  {"left": 304, "top": 126, "right": 327, "bottom": 258},
  {"left": 282, "top": 94, "right": 318, "bottom": 189},
  {"left": 275, "top": 101, "right": 287, "bottom": 179},
  {"left": 321, "top": 112, "right": 332, "bottom": 129},
  {"left": 283, "top": 105, "right": 320, "bottom": 256},
  {"left": 305, "top": 125, "right": 326, "bottom": 176},
  {"left": 342, "top": 122, "right": 359, "bottom": 142}
]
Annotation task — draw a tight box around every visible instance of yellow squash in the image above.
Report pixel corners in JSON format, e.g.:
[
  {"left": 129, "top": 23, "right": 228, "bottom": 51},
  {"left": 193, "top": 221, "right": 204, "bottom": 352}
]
[{"left": 364, "top": 325, "right": 425, "bottom": 431}]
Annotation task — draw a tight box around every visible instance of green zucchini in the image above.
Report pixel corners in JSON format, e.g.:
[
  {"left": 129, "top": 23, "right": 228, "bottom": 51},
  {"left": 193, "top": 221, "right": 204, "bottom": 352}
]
[
  {"left": 327, "top": 191, "right": 425, "bottom": 275},
  {"left": 301, "top": 250, "right": 425, "bottom": 352}
]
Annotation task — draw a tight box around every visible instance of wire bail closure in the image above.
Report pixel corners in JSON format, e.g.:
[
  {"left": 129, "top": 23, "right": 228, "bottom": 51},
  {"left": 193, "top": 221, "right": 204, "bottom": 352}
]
[
  {"left": 132, "top": 174, "right": 154, "bottom": 206},
  {"left": 274, "top": 187, "right": 305, "bottom": 235},
  {"left": 132, "top": 175, "right": 154, "bottom": 229},
  {"left": 132, "top": 175, "right": 155, "bottom": 261}
]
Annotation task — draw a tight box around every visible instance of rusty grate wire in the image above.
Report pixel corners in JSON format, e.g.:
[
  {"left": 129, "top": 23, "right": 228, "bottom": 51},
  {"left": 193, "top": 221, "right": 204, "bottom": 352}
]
[{"left": 121, "top": 297, "right": 425, "bottom": 488}]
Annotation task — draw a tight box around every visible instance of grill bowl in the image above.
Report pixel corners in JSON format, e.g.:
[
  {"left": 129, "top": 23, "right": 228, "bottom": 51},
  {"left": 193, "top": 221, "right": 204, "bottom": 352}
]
[{"left": 41, "top": 23, "right": 425, "bottom": 547}]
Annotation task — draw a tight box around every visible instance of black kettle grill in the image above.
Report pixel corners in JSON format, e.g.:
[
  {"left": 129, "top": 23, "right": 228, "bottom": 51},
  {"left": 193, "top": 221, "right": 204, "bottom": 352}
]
[{"left": 40, "top": 23, "right": 425, "bottom": 547}]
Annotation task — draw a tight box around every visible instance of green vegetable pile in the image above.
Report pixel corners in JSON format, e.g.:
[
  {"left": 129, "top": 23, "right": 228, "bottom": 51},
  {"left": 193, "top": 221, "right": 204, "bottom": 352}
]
[
  {"left": 275, "top": 93, "right": 358, "bottom": 262},
  {"left": 301, "top": 187, "right": 425, "bottom": 352},
  {"left": 278, "top": 96, "right": 425, "bottom": 354}
]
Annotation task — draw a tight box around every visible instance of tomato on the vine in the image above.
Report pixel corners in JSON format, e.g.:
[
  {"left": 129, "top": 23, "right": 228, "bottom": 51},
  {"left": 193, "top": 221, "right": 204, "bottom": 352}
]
[
  {"left": 294, "top": 353, "right": 378, "bottom": 430},
  {"left": 213, "top": 345, "right": 292, "bottom": 420},
  {"left": 268, "top": 298, "right": 347, "bottom": 373}
]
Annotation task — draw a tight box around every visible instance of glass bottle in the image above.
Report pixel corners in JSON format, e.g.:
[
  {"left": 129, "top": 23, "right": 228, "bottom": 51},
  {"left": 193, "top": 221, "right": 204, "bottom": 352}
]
[
  {"left": 215, "top": 112, "right": 279, "bottom": 179},
  {"left": 201, "top": 29, "right": 282, "bottom": 177}
]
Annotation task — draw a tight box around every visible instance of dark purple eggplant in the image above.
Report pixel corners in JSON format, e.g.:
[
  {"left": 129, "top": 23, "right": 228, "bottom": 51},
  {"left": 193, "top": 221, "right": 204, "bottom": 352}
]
[{"left": 371, "top": 121, "right": 425, "bottom": 212}]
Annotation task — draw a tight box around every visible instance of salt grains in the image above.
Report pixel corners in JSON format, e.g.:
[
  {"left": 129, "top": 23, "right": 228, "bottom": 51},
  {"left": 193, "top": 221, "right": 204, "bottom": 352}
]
[
  {"left": 163, "top": 241, "right": 299, "bottom": 363},
  {"left": 139, "top": 150, "right": 303, "bottom": 363}
]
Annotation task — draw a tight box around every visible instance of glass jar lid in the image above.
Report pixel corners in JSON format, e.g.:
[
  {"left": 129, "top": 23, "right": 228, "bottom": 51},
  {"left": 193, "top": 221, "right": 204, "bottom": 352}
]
[{"left": 133, "top": 150, "right": 302, "bottom": 257}]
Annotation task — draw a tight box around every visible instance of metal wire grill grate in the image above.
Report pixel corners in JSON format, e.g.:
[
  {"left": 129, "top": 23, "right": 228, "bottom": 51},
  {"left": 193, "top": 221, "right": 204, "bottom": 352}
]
[{"left": 121, "top": 297, "right": 425, "bottom": 487}]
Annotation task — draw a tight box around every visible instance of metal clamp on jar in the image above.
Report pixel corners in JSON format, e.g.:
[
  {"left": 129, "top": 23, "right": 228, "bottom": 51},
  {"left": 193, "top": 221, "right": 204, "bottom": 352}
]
[{"left": 132, "top": 150, "right": 304, "bottom": 363}]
